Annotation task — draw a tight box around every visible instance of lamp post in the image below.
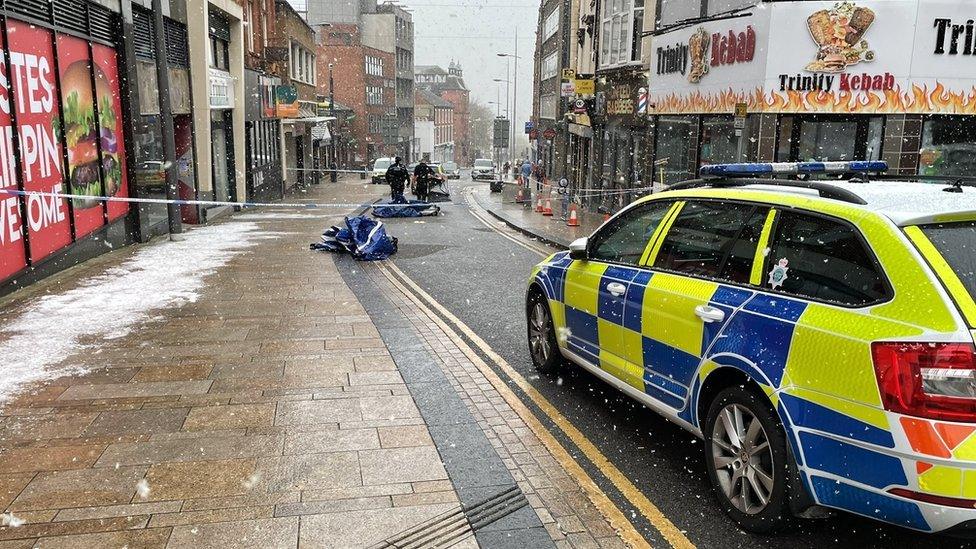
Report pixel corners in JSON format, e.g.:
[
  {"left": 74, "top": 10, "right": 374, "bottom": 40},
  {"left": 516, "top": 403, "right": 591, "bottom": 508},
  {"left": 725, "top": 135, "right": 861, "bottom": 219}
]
[
  {"left": 498, "top": 38, "right": 521, "bottom": 163},
  {"left": 493, "top": 77, "right": 511, "bottom": 164},
  {"left": 152, "top": 0, "right": 182, "bottom": 239}
]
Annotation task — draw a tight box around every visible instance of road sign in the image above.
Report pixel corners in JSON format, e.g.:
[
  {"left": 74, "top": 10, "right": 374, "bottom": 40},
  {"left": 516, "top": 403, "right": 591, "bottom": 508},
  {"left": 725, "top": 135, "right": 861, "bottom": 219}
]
[
  {"left": 561, "top": 68, "right": 576, "bottom": 81},
  {"left": 561, "top": 81, "right": 575, "bottom": 97},
  {"left": 493, "top": 117, "right": 510, "bottom": 148},
  {"left": 574, "top": 78, "right": 595, "bottom": 95},
  {"left": 573, "top": 98, "right": 587, "bottom": 114},
  {"left": 543, "top": 128, "right": 557, "bottom": 140},
  {"left": 529, "top": 128, "right": 539, "bottom": 140},
  {"left": 524, "top": 121, "right": 534, "bottom": 133},
  {"left": 735, "top": 102, "right": 748, "bottom": 118}
]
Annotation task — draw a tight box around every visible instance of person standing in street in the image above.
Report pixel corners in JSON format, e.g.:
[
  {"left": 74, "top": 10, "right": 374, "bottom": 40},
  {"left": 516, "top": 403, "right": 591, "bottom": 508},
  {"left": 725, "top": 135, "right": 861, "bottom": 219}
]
[
  {"left": 520, "top": 159, "right": 532, "bottom": 187},
  {"left": 385, "top": 157, "right": 409, "bottom": 201},
  {"left": 413, "top": 158, "right": 436, "bottom": 203}
]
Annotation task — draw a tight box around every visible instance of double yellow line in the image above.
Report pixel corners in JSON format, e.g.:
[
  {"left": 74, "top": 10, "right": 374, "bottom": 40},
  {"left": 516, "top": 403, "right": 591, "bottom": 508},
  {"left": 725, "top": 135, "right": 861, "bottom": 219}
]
[{"left": 379, "top": 260, "right": 695, "bottom": 549}]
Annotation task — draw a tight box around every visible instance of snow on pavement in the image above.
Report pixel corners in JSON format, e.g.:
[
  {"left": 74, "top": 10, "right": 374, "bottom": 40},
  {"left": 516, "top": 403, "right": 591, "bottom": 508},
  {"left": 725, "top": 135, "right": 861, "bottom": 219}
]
[{"left": 0, "top": 221, "right": 275, "bottom": 403}]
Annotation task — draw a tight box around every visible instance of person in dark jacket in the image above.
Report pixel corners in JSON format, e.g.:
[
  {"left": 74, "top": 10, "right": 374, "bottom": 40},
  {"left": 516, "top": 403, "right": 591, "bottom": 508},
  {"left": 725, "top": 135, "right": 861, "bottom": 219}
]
[
  {"left": 413, "top": 159, "right": 437, "bottom": 202},
  {"left": 385, "top": 157, "right": 409, "bottom": 200}
]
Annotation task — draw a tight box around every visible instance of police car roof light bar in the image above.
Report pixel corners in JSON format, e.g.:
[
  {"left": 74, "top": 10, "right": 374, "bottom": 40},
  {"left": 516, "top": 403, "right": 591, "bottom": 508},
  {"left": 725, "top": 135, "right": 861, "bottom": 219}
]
[
  {"left": 699, "top": 161, "right": 889, "bottom": 178},
  {"left": 667, "top": 177, "right": 869, "bottom": 205}
]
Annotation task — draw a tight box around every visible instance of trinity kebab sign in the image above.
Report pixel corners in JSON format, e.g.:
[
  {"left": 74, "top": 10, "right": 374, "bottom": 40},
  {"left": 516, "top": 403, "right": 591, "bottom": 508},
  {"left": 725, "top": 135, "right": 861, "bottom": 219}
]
[{"left": 648, "top": 0, "right": 976, "bottom": 115}]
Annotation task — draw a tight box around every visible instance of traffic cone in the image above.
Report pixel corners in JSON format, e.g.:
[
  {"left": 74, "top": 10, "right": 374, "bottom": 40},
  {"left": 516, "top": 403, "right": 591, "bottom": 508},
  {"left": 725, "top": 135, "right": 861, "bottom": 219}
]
[
  {"left": 515, "top": 187, "right": 524, "bottom": 203},
  {"left": 543, "top": 197, "right": 553, "bottom": 216},
  {"left": 535, "top": 196, "right": 544, "bottom": 213},
  {"left": 567, "top": 204, "right": 580, "bottom": 227},
  {"left": 603, "top": 212, "right": 611, "bottom": 222}
]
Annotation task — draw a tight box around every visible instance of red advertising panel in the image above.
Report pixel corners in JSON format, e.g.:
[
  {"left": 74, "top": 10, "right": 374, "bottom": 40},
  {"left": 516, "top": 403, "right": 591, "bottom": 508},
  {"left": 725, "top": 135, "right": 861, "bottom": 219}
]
[
  {"left": 57, "top": 33, "right": 104, "bottom": 238},
  {"left": 0, "top": 29, "right": 27, "bottom": 281},
  {"left": 7, "top": 20, "right": 71, "bottom": 261},
  {"left": 91, "top": 44, "right": 128, "bottom": 221}
]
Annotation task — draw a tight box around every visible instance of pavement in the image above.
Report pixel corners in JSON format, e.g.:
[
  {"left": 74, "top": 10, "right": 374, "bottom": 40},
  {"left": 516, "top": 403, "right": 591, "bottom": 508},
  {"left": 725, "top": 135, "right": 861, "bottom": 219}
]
[
  {"left": 0, "top": 176, "right": 631, "bottom": 548},
  {"left": 472, "top": 181, "right": 604, "bottom": 248}
]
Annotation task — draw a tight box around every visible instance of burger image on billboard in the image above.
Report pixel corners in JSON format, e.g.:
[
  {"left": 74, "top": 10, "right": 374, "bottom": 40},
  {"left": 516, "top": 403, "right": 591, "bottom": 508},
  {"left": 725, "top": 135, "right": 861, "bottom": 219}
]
[{"left": 61, "top": 61, "right": 101, "bottom": 208}]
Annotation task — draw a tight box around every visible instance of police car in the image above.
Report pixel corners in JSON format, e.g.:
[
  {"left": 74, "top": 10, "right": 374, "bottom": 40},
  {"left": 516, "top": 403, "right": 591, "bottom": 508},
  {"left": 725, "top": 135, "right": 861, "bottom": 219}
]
[{"left": 526, "top": 162, "right": 976, "bottom": 536}]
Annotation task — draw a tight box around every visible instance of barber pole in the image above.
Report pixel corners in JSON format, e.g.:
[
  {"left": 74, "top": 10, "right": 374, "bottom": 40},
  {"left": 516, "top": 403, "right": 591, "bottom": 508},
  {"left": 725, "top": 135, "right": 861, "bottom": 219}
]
[{"left": 638, "top": 87, "right": 648, "bottom": 115}]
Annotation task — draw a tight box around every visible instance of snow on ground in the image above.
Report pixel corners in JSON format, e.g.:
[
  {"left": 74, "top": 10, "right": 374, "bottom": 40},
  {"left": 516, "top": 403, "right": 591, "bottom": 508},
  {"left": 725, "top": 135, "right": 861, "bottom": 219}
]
[{"left": 0, "top": 221, "right": 276, "bottom": 403}]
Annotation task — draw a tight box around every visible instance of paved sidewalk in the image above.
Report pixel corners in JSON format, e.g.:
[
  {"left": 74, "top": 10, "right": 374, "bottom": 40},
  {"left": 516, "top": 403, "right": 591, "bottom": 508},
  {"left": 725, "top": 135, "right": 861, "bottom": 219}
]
[
  {"left": 0, "top": 179, "right": 632, "bottom": 548},
  {"left": 472, "top": 185, "right": 603, "bottom": 248}
]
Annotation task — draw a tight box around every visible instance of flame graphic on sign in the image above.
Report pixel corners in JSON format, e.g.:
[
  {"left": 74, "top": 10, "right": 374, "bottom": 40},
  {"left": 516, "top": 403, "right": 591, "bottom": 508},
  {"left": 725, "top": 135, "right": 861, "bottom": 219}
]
[{"left": 654, "top": 83, "right": 976, "bottom": 115}]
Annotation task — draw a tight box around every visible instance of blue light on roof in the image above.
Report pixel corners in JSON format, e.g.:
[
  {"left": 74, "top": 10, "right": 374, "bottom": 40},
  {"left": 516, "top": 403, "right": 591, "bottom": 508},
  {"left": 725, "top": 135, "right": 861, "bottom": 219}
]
[{"left": 700, "top": 161, "right": 889, "bottom": 177}]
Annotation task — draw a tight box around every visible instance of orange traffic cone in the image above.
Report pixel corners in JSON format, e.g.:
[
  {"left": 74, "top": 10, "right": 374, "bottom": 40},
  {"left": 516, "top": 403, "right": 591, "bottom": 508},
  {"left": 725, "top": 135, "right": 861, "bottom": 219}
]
[
  {"left": 603, "top": 212, "right": 611, "bottom": 222},
  {"left": 515, "top": 187, "right": 524, "bottom": 203},
  {"left": 567, "top": 204, "right": 580, "bottom": 227},
  {"left": 535, "top": 196, "right": 544, "bottom": 213},
  {"left": 543, "top": 198, "right": 553, "bottom": 216}
]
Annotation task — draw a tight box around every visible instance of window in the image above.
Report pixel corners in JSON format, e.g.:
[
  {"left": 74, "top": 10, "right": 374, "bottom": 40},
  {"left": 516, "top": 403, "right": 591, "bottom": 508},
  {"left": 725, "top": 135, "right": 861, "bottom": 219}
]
[
  {"left": 368, "top": 115, "right": 382, "bottom": 134},
  {"left": 542, "top": 52, "right": 558, "bottom": 80},
  {"left": 210, "top": 37, "right": 229, "bottom": 70},
  {"left": 540, "top": 94, "right": 557, "bottom": 119},
  {"left": 367, "top": 86, "right": 383, "bottom": 105},
  {"left": 600, "top": 0, "right": 643, "bottom": 67},
  {"left": 653, "top": 115, "right": 694, "bottom": 186},
  {"left": 543, "top": 6, "right": 560, "bottom": 41},
  {"left": 245, "top": 2, "right": 254, "bottom": 52},
  {"left": 289, "top": 42, "right": 316, "bottom": 85},
  {"left": 920, "top": 116, "right": 976, "bottom": 177},
  {"left": 919, "top": 222, "right": 976, "bottom": 305},
  {"left": 590, "top": 201, "right": 673, "bottom": 265},
  {"left": 654, "top": 202, "right": 768, "bottom": 283},
  {"left": 765, "top": 212, "right": 888, "bottom": 306},
  {"left": 366, "top": 55, "right": 384, "bottom": 76}
]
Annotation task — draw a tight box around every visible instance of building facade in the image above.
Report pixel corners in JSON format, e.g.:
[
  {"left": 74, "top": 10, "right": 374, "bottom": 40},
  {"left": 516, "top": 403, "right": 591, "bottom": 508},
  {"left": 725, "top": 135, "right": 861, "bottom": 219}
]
[
  {"left": 363, "top": 3, "right": 415, "bottom": 162},
  {"left": 415, "top": 89, "right": 455, "bottom": 163},
  {"left": 416, "top": 64, "right": 470, "bottom": 164},
  {"left": 531, "top": 0, "right": 572, "bottom": 182},
  {"left": 242, "top": 0, "right": 284, "bottom": 202},
  {"left": 318, "top": 24, "right": 397, "bottom": 168}
]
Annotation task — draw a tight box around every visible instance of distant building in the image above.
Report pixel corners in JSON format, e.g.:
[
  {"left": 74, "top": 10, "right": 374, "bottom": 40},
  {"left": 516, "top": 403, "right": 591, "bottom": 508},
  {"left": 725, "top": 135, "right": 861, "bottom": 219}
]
[
  {"left": 318, "top": 24, "right": 397, "bottom": 167},
  {"left": 362, "top": 3, "right": 415, "bottom": 162},
  {"left": 242, "top": 0, "right": 285, "bottom": 202},
  {"left": 416, "top": 62, "right": 470, "bottom": 164},
  {"left": 414, "top": 89, "right": 454, "bottom": 163}
]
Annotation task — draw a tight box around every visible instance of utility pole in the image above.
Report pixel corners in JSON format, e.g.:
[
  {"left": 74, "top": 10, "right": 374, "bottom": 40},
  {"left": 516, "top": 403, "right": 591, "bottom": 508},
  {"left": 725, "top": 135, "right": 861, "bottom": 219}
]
[
  {"left": 329, "top": 62, "right": 337, "bottom": 182},
  {"left": 151, "top": 0, "right": 182, "bottom": 239}
]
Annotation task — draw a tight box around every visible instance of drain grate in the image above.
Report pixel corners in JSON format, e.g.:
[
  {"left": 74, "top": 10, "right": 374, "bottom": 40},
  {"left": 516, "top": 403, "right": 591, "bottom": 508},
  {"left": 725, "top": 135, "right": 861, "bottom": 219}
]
[{"left": 369, "top": 485, "right": 529, "bottom": 548}]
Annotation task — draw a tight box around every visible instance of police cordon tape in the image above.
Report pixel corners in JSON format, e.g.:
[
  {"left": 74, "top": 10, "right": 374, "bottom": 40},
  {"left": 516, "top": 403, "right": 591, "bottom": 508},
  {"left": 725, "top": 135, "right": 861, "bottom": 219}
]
[{"left": 0, "top": 189, "right": 423, "bottom": 210}]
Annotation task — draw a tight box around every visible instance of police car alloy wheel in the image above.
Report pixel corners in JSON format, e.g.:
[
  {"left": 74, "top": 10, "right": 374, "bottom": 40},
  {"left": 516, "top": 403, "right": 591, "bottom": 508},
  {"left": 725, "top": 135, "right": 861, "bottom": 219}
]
[
  {"left": 704, "top": 386, "right": 790, "bottom": 533},
  {"left": 527, "top": 292, "right": 560, "bottom": 374}
]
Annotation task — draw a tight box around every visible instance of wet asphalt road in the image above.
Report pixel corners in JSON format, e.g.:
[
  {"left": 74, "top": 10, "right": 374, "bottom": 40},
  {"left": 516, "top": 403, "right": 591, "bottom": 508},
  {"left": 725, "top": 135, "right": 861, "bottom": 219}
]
[{"left": 379, "top": 176, "right": 968, "bottom": 549}]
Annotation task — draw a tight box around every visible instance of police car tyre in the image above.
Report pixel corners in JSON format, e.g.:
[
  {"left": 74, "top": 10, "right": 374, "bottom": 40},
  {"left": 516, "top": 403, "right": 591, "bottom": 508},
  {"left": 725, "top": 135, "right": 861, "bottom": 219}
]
[
  {"left": 527, "top": 291, "right": 561, "bottom": 374},
  {"left": 704, "top": 385, "right": 790, "bottom": 534}
]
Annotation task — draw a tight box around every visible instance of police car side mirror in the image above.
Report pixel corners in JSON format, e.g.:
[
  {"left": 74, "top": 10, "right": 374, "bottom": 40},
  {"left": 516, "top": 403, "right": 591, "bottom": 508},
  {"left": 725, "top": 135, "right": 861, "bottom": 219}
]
[{"left": 569, "top": 238, "right": 588, "bottom": 260}]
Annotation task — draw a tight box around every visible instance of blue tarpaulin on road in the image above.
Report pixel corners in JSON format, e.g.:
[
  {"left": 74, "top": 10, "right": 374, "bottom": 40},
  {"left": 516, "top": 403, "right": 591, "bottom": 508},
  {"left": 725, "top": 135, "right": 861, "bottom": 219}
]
[
  {"left": 372, "top": 196, "right": 441, "bottom": 218},
  {"left": 310, "top": 216, "right": 398, "bottom": 260}
]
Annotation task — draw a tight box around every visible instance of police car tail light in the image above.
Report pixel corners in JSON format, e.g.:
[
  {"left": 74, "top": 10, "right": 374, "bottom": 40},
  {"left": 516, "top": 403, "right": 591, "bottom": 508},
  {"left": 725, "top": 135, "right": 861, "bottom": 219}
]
[{"left": 872, "top": 342, "right": 976, "bottom": 423}]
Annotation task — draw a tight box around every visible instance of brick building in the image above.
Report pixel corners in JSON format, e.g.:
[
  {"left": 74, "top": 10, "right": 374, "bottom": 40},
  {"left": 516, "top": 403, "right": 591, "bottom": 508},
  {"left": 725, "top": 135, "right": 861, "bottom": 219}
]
[
  {"left": 416, "top": 63, "right": 470, "bottom": 164},
  {"left": 415, "top": 89, "right": 454, "bottom": 163},
  {"left": 318, "top": 24, "right": 397, "bottom": 168}
]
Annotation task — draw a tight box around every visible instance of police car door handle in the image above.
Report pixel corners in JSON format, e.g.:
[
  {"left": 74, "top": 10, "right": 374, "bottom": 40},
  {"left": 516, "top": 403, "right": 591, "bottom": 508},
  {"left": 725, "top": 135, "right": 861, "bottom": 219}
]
[
  {"left": 695, "top": 305, "right": 725, "bottom": 323},
  {"left": 606, "top": 283, "right": 627, "bottom": 297}
]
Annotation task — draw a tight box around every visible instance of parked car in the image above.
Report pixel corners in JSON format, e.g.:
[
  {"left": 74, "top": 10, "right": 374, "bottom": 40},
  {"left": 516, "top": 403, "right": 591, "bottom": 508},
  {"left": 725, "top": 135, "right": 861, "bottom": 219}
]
[
  {"left": 370, "top": 158, "right": 394, "bottom": 184},
  {"left": 526, "top": 160, "right": 976, "bottom": 536},
  {"left": 471, "top": 159, "right": 496, "bottom": 181},
  {"left": 442, "top": 161, "right": 461, "bottom": 180}
]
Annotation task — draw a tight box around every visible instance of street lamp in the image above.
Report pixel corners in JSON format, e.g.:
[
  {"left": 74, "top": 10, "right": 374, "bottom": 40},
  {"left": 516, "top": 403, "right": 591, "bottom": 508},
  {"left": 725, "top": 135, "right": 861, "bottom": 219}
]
[{"left": 498, "top": 39, "right": 521, "bottom": 162}]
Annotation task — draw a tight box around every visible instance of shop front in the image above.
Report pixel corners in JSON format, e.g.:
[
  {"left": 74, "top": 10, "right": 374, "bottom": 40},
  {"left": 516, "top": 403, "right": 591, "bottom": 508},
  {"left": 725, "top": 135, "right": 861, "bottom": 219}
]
[
  {"left": 244, "top": 71, "right": 283, "bottom": 202},
  {"left": 648, "top": 0, "right": 976, "bottom": 183},
  {"left": 591, "top": 70, "right": 648, "bottom": 211},
  {"left": 0, "top": 0, "right": 134, "bottom": 292}
]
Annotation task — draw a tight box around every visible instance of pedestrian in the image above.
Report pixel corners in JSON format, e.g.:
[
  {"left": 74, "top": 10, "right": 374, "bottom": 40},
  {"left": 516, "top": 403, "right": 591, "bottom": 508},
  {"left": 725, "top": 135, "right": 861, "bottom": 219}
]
[
  {"left": 385, "top": 156, "right": 409, "bottom": 201},
  {"left": 413, "top": 157, "right": 437, "bottom": 203},
  {"left": 520, "top": 159, "right": 532, "bottom": 188}
]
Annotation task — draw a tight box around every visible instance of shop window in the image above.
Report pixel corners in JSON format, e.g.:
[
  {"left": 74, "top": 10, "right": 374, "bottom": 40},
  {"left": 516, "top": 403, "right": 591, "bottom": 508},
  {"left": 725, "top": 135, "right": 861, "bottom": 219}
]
[
  {"left": 654, "top": 116, "right": 694, "bottom": 186},
  {"left": 920, "top": 115, "right": 976, "bottom": 177},
  {"left": 700, "top": 116, "right": 740, "bottom": 166},
  {"left": 777, "top": 115, "right": 882, "bottom": 163}
]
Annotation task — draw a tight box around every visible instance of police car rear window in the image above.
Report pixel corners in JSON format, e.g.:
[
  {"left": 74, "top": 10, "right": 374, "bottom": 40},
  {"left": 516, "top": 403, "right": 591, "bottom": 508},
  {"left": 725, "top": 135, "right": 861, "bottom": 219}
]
[
  {"left": 766, "top": 212, "right": 888, "bottom": 306},
  {"left": 921, "top": 222, "right": 976, "bottom": 303}
]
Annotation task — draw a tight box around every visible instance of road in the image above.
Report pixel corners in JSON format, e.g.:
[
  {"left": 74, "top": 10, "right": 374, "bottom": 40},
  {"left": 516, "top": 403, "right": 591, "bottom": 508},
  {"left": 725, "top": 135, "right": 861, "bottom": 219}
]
[{"left": 373, "top": 175, "right": 967, "bottom": 549}]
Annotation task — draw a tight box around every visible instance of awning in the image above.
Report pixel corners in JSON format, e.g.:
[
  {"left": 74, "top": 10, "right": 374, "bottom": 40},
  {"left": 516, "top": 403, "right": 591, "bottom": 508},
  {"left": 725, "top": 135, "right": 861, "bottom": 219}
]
[
  {"left": 282, "top": 115, "right": 337, "bottom": 125},
  {"left": 312, "top": 124, "right": 331, "bottom": 141}
]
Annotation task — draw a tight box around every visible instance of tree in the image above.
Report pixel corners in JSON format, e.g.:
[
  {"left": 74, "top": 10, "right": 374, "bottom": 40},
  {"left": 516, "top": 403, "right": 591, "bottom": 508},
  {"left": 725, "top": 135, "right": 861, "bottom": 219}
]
[{"left": 468, "top": 101, "right": 494, "bottom": 161}]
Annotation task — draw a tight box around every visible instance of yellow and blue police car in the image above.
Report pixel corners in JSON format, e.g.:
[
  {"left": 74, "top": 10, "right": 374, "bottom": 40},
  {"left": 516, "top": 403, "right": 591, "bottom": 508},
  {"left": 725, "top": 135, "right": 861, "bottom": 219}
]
[{"left": 526, "top": 162, "right": 976, "bottom": 536}]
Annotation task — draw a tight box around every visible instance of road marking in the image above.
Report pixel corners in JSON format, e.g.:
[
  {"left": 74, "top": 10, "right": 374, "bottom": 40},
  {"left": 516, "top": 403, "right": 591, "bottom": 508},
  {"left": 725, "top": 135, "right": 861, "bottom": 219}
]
[
  {"left": 381, "top": 261, "right": 696, "bottom": 549},
  {"left": 462, "top": 187, "right": 553, "bottom": 257}
]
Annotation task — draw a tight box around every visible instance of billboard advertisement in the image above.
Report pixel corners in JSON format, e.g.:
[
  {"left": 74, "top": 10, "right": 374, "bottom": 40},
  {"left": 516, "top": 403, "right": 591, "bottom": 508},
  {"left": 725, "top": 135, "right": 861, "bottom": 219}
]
[
  {"left": 8, "top": 20, "right": 72, "bottom": 262},
  {"left": 0, "top": 29, "right": 27, "bottom": 282},
  {"left": 92, "top": 43, "right": 129, "bottom": 222},
  {"left": 649, "top": 0, "right": 976, "bottom": 115},
  {"left": 57, "top": 33, "right": 104, "bottom": 238},
  {"left": 0, "top": 19, "right": 129, "bottom": 283}
]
